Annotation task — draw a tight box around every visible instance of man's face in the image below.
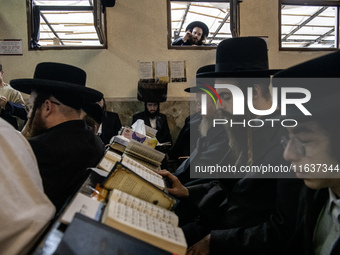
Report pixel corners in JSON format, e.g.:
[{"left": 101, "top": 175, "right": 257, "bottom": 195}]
[
  {"left": 146, "top": 102, "right": 158, "bottom": 115},
  {"left": 191, "top": 27, "right": 203, "bottom": 44},
  {"left": 215, "top": 87, "right": 233, "bottom": 120},
  {"left": 283, "top": 121, "right": 340, "bottom": 190}
]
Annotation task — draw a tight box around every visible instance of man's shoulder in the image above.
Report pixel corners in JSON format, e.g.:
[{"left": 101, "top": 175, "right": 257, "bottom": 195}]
[
  {"left": 133, "top": 111, "right": 145, "bottom": 118},
  {"left": 106, "top": 111, "right": 119, "bottom": 117}
]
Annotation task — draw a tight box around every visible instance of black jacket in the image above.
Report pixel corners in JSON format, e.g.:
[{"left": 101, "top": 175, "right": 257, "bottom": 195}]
[
  {"left": 0, "top": 101, "right": 27, "bottom": 130},
  {"left": 168, "top": 112, "right": 202, "bottom": 160},
  {"left": 29, "top": 120, "right": 105, "bottom": 212},
  {"left": 99, "top": 111, "right": 122, "bottom": 145},
  {"left": 183, "top": 114, "right": 304, "bottom": 254},
  {"left": 132, "top": 111, "right": 172, "bottom": 147},
  {"left": 284, "top": 188, "right": 340, "bottom": 255}
]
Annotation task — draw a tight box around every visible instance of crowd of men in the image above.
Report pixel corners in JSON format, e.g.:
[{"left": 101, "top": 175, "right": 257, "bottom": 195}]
[{"left": 1, "top": 36, "right": 340, "bottom": 255}]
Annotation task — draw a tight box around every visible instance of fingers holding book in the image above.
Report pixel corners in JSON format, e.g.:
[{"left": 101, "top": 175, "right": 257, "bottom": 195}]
[{"left": 157, "top": 170, "right": 189, "bottom": 198}]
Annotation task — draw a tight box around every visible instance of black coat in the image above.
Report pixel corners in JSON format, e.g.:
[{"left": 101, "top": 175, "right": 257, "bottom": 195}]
[
  {"left": 99, "top": 111, "right": 122, "bottom": 145},
  {"left": 168, "top": 112, "right": 202, "bottom": 160},
  {"left": 29, "top": 120, "right": 105, "bottom": 212},
  {"left": 132, "top": 111, "right": 172, "bottom": 147},
  {"left": 0, "top": 101, "right": 27, "bottom": 130},
  {"left": 284, "top": 188, "right": 340, "bottom": 255},
  {"left": 173, "top": 123, "right": 230, "bottom": 186},
  {"left": 183, "top": 114, "right": 304, "bottom": 254}
]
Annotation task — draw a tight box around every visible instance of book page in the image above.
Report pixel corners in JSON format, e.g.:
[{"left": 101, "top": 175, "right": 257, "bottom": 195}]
[
  {"left": 102, "top": 163, "right": 177, "bottom": 210},
  {"left": 121, "top": 155, "right": 164, "bottom": 190},
  {"left": 61, "top": 193, "right": 103, "bottom": 224},
  {"left": 97, "top": 157, "right": 116, "bottom": 173},
  {"left": 109, "top": 189, "right": 178, "bottom": 226},
  {"left": 102, "top": 201, "right": 187, "bottom": 255},
  {"left": 127, "top": 139, "right": 165, "bottom": 162},
  {"left": 105, "top": 150, "right": 122, "bottom": 162}
]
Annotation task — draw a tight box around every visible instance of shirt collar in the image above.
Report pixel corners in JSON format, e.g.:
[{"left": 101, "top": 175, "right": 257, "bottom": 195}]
[{"left": 328, "top": 188, "right": 340, "bottom": 223}]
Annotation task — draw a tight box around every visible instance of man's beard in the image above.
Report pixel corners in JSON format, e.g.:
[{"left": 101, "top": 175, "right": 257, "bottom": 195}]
[
  {"left": 216, "top": 109, "right": 249, "bottom": 165},
  {"left": 146, "top": 110, "right": 157, "bottom": 119},
  {"left": 29, "top": 109, "right": 48, "bottom": 137},
  {"left": 198, "top": 115, "right": 214, "bottom": 137}
]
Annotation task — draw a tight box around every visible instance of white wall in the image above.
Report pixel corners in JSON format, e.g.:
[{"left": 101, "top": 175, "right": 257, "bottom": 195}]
[{"left": 0, "top": 0, "right": 332, "bottom": 99}]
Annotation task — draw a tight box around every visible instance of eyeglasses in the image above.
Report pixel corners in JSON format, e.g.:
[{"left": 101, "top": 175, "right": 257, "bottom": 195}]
[
  {"left": 25, "top": 100, "right": 61, "bottom": 113},
  {"left": 50, "top": 100, "right": 61, "bottom": 106},
  {"left": 281, "top": 136, "right": 306, "bottom": 157}
]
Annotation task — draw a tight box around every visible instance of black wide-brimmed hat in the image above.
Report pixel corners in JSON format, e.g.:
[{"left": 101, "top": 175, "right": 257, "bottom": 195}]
[
  {"left": 273, "top": 50, "right": 340, "bottom": 120},
  {"left": 197, "top": 37, "right": 281, "bottom": 78},
  {"left": 184, "top": 64, "right": 215, "bottom": 93},
  {"left": 11, "top": 62, "right": 103, "bottom": 109},
  {"left": 186, "top": 21, "right": 209, "bottom": 38}
]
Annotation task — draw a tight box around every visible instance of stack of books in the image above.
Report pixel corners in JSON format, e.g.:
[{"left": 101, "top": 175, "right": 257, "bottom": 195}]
[{"left": 60, "top": 128, "right": 187, "bottom": 254}]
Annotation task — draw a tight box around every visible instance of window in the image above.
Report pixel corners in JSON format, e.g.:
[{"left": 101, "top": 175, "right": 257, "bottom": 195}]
[
  {"left": 27, "top": 0, "right": 107, "bottom": 49},
  {"left": 168, "top": 0, "right": 240, "bottom": 49},
  {"left": 280, "top": 0, "right": 340, "bottom": 50}
]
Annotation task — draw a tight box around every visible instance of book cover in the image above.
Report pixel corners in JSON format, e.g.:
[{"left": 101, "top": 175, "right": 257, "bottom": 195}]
[
  {"left": 102, "top": 162, "right": 178, "bottom": 210},
  {"left": 54, "top": 213, "right": 172, "bottom": 255}
]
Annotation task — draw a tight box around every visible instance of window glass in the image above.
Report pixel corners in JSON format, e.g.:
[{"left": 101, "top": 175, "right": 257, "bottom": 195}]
[
  {"left": 28, "top": 0, "right": 106, "bottom": 48},
  {"left": 280, "top": 3, "right": 339, "bottom": 49},
  {"left": 169, "top": 1, "right": 234, "bottom": 48}
]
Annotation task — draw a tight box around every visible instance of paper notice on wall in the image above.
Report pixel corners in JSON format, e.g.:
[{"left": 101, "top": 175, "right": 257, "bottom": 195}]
[
  {"left": 155, "top": 61, "right": 169, "bottom": 82},
  {"left": 139, "top": 61, "right": 154, "bottom": 79},
  {"left": 0, "top": 39, "right": 23, "bottom": 55},
  {"left": 170, "top": 61, "right": 186, "bottom": 82}
]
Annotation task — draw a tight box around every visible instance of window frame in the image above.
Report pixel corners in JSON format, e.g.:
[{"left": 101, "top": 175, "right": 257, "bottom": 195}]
[
  {"left": 279, "top": 0, "right": 340, "bottom": 51},
  {"left": 26, "top": 0, "right": 107, "bottom": 50},
  {"left": 167, "top": 0, "right": 240, "bottom": 50}
]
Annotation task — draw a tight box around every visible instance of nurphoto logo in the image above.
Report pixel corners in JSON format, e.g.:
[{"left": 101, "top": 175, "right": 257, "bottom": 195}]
[{"left": 199, "top": 84, "right": 311, "bottom": 128}]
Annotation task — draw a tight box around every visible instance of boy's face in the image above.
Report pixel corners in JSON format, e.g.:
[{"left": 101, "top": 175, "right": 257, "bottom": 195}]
[{"left": 283, "top": 121, "right": 340, "bottom": 190}]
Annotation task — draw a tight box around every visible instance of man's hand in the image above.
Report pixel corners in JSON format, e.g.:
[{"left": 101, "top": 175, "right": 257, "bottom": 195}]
[
  {"left": 183, "top": 31, "right": 193, "bottom": 43},
  {"left": 187, "top": 234, "right": 211, "bottom": 255},
  {"left": 157, "top": 170, "right": 189, "bottom": 198},
  {"left": 0, "top": 96, "right": 8, "bottom": 108}
]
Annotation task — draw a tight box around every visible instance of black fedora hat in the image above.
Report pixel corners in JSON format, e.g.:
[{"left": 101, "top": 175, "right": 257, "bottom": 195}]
[
  {"left": 11, "top": 62, "right": 103, "bottom": 109},
  {"left": 184, "top": 64, "right": 215, "bottom": 93},
  {"left": 197, "top": 37, "right": 281, "bottom": 78},
  {"left": 186, "top": 21, "right": 209, "bottom": 38},
  {"left": 273, "top": 50, "right": 340, "bottom": 120}
]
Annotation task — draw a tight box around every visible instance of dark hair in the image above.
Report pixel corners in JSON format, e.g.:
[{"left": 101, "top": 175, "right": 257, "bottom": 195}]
[
  {"left": 187, "top": 27, "right": 206, "bottom": 45},
  {"left": 0, "top": 64, "right": 2, "bottom": 72},
  {"left": 28, "top": 91, "right": 52, "bottom": 130}
]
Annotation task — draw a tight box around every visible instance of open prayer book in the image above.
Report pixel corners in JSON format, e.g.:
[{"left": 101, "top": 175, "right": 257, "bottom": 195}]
[
  {"left": 121, "top": 155, "right": 166, "bottom": 190},
  {"left": 124, "top": 139, "right": 165, "bottom": 170},
  {"left": 102, "top": 189, "right": 187, "bottom": 255},
  {"left": 102, "top": 162, "right": 177, "bottom": 210}
]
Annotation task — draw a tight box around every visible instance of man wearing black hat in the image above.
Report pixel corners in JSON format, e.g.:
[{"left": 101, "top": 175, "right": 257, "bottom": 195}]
[
  {"left": 272, "top": 51, "right": 340, "bottom": 255},
  {"left": 172, "top": 21, "right": 209, "bottom": 46},
  {"left": 133, "top": 81, "right": 172, "bottom": 161},
  {"left": 159, "top": 37, "right": 303, "bottom": 254},
  {"left": 11, "top": 62, "right": 105, "bottom": 213}
]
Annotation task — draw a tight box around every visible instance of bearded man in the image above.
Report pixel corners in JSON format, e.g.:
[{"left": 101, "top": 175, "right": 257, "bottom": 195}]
[{"left": 11, "top": 62, "right": 105, "bottom": 212}]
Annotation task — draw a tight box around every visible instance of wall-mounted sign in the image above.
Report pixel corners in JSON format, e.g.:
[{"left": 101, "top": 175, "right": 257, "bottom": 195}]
[{"left": 0, "top": 39, "right": 23, "bottom": 55}]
